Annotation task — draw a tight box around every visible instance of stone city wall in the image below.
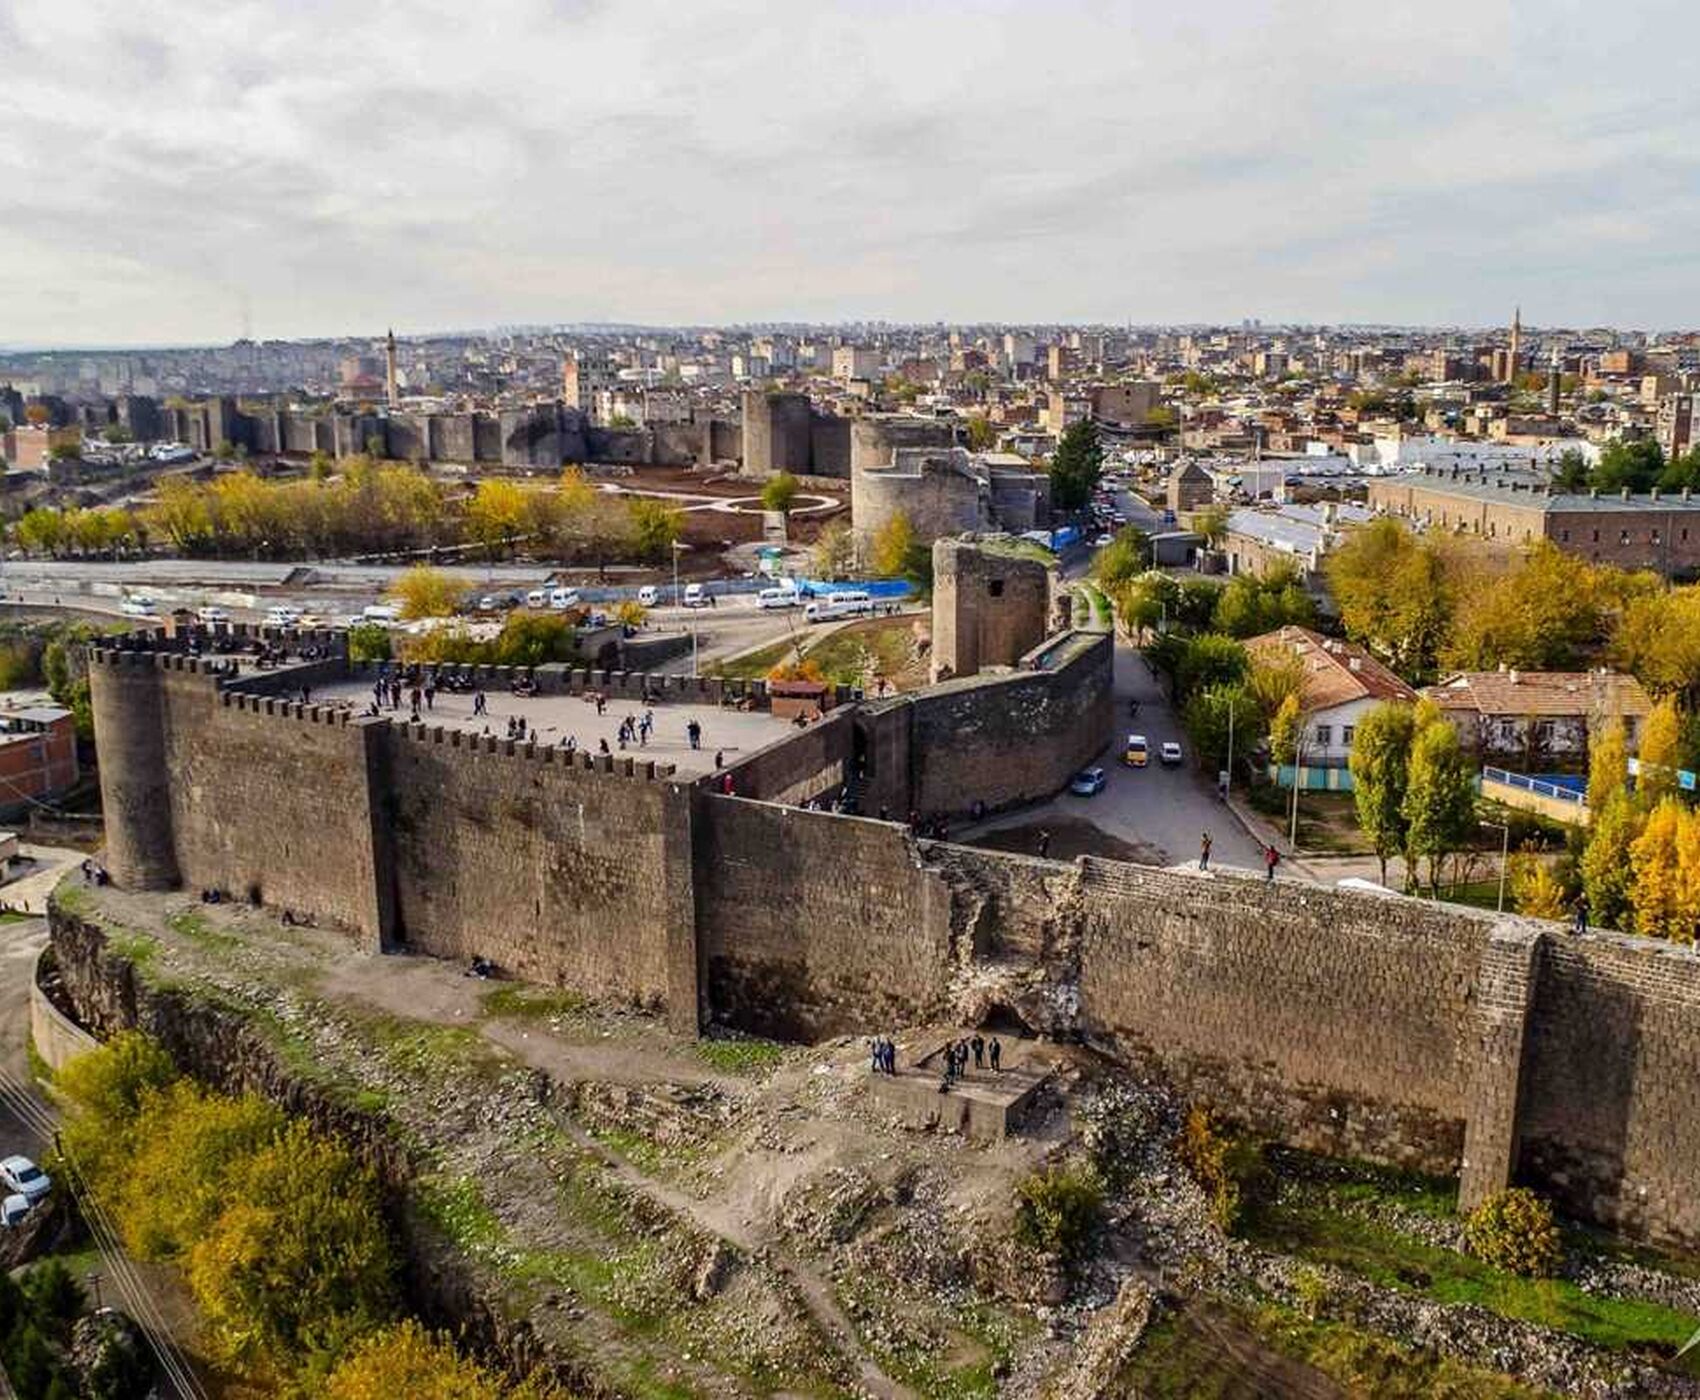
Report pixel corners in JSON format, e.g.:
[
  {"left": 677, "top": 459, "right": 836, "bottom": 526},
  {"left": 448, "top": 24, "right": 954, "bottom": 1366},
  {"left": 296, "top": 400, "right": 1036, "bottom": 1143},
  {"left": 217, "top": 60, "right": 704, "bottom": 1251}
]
[{"left": 83, "top": 631, "right": 1700, "bottom": 1247}]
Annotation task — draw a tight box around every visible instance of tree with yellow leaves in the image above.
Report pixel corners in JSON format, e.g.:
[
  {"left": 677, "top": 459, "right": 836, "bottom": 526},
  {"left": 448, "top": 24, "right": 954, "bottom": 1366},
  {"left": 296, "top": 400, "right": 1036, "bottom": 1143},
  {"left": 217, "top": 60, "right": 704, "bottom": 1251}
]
[
  {"left": 388, "top": 564, "right": 467, "bottom": 622},
  {"left": 1588, "top": 717, "right": 1629, "bottom": 811},
  {"left": 1636, "top": 697, "right": 1683, "bottom": 806},
  {"left": 1509, "top": 848, "right": 1570, "bottom": 920},
  {"left": 1628, "top": 798, "right": 1693, "bottom": 941},
  {"left": 869, "top": 511, "right": 916, "bottom": 579},
  {"left": 465, "top": 479, "right": 531, "bottom": 558},
  {"left": 323, "top": 1319, "right": 569, "bottom": 1399}
]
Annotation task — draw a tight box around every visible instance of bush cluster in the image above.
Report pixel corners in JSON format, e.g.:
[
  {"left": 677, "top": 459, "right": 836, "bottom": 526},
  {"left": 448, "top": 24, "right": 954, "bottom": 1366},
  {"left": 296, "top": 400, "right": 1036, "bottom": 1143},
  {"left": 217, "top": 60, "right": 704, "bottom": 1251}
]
[
  {"left": 1463, "top": 1187, "right": 1562, "bottom": 1278},
  {"left": 1174, "top": 1105, "right": 1267, "bottom": 1231},
  {"left": 1013, "top": 1160, "right": 1104, "bottom": 1266}
]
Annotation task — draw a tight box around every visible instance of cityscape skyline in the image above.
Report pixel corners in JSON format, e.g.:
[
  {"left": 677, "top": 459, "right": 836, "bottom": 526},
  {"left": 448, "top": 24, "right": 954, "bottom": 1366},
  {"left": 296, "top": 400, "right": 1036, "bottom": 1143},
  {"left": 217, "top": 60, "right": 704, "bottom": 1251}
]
[{"left": 4, "top": 0, "right": 1700, "bottom": 345}]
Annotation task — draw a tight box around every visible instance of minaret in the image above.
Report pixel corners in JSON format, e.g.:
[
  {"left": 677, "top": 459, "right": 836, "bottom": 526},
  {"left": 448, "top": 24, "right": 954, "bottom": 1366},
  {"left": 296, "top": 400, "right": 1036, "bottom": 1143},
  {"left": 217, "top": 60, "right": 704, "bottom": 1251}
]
[
  {"left": 1548, "top": 347, "right": 1562, "bottom": 418},
  {"left": 1507, "top": 306, "right": 1521, "bottom": 384},
  {"left": 384, "top": 328, "right": 399, "bottom": 409}
]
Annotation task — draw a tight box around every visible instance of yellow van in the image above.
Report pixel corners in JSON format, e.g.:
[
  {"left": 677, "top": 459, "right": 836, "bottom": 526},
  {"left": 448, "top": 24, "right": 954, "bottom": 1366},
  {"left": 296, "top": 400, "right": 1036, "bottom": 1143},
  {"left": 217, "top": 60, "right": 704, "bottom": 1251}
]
[{"left": 1124, "top": 733, "right": 1149, "bottom": 768}]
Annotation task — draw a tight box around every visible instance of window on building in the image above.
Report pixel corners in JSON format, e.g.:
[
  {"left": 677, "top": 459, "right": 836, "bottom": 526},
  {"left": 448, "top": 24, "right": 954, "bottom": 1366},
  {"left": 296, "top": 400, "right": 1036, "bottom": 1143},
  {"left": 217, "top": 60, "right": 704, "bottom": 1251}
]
[
  {"left": 1342, "top": 725, "right": 1356, "bottom": 746},
  {"left": 1314, "top": 723, "right": 1333, "bottom": 746},
  {"left": 1560, "top": 528, "right": 1570, "bottom": 542},
  {"left": 1684, "top": 529, "right": 1691, "bottom": 543},
  {"left": 988, "top": 579, "right": 1004, "bottom": 598},
  {"left": 1620, "top": 530, "right": 1630, "bottom": 546},
  {"left": 1653, "top": 530, "right": 1662, "bottom": 546},
  {"left": 1535, "top": 720, "right": 1557, "bottom": 746},
  {"left": 1592, "top": 529, "right": 1601, "bottom": 542}
]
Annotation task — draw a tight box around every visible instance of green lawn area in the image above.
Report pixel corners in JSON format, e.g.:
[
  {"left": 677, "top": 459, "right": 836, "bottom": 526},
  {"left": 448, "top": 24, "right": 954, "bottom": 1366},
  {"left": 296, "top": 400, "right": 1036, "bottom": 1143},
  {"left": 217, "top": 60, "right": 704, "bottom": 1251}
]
[
  {"left": 801, "top": 617, "right": 917, "bottom": 686},
  {"left": 707, "top": 636, "right": 803, "bottom": 680},
  {"left": 1242, "top": 1199, "right": 1700, "bottom": 1370}
]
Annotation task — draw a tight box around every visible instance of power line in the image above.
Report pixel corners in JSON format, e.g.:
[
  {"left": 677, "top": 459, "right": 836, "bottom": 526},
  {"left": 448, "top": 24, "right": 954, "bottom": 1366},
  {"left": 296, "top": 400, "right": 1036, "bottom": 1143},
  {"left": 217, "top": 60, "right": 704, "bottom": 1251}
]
[{"left": 0, "top": 1067, "right": 208, "bottom": 1400}]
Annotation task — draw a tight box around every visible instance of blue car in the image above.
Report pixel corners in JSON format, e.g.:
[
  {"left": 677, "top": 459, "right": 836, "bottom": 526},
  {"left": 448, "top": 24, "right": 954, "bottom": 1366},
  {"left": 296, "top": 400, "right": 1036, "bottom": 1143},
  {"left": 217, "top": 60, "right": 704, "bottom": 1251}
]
[{"left": 1070, "top": 767, "right": 1107, "bottom": 797}]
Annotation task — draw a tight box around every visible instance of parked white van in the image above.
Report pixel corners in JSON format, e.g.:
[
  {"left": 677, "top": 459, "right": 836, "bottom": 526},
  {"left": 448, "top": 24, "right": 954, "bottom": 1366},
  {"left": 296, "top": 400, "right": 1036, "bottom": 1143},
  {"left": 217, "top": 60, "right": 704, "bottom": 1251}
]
[
  {"left": 803, "top": 590, "right": 873, "bottom": 623},
  {"left": 265, "top": 605, "right": 304, "bottom": 627},
  {"left": 757, "top": 586, "right": 799, "bottom": 610},
  {"left": 525, "top": 588, "right": 548, "bottom": 609},
  {"left": 636, "top": 585, "right": 661, "bottom": 607},
  {"left": 120, "top": 597, "right": 156, "bottom": 618},
  {"left": 361, "top": 604, "right": 401, "bottom": 625},
  {"left": 196, "top": 605, "right": 231, "bottom": 624},
  {"left": 548, "top": 588, "right": 580, "bottom": 610},
  {"left": 682, "top": 583, "right": 708, "bottom": 608}
]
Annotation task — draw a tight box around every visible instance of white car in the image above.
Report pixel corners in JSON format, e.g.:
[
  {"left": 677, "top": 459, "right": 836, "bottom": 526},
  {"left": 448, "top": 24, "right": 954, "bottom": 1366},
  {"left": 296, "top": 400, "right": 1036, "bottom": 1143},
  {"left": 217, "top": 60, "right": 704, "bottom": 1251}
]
[
  {"left": 120, "top": 599, "right": 155, "bottom": 618},
  {"left": 0, "top": 1194, "right": 29, "bottom": 1228},
  {"left": 0, "top": 1156, "right": 50, "bottom": 1204},
  {"left": 196, "top": 606, "right": 230, "bottom": 624},
  {"left": 682, "top": 583, "right": 709, "bottom": 608},
  {"left": 548, "top": 588, "right": 580, "bottom": 610},
  {"left": 636, "top": 585, "right": 661, "bottom": 607},
  {"left": 1160, "top": 741, "right": 1184, "bottom": 766}
]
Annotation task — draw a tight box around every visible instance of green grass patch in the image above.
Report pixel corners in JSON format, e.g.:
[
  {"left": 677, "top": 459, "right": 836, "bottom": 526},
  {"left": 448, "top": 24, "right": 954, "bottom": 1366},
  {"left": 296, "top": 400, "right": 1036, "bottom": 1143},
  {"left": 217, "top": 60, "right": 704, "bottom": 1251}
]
[
  {"left": 695, "top": 1034, "right": 785, "bottom": 1076},
  {"left": 416, "top": 1172, "right": 506, "bottom": 1254},
  {"left": 708, "top": 636, "right": 800, "bottom": 681},
  {"left": 165, "top": 908, "right": 241, "bottom": 953},
  {"left": 50, "top": 885, "right": 89, "bottom": 917},
  {"left": 1268, "top": 1147, "right": 1458, "bottom": 1220},
  {"left": 480, "top": 983, "right": 586, "bottom": 1021},
  {"left": 1245, "top": 1199, "right": 1700, "bottom": 1366},
  {"left": 0, "top": 909, "right": 36, "bottom": 924},
  {"left": 106, "top": 931, "right": 160, "bottom": 975},
  {"left": 1120, "top": 1297, "right": 1548, "bottom": 1399},
  {"left": 25, "top": 1036, "right": 53, "bottom": 1086},
  {"left": 804, "top": 618, "right": 915, "bottom": 686}
]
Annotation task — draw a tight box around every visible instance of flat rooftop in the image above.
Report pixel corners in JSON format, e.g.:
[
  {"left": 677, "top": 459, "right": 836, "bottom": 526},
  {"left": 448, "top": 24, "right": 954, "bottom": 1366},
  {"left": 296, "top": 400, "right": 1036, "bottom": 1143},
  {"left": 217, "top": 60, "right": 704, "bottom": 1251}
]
[{"left": 311, "top": 676, "right": 796, "bottom": 777}]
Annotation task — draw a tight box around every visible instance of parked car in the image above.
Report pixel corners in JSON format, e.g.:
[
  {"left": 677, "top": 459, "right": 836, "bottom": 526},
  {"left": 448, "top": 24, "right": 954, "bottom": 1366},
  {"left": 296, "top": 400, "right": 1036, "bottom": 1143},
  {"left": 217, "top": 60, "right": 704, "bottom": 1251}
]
[
  {"left": 120, "top": 598, "right": 155, "bottom": 618},
  {"left": 637, "top": 585, "right": 661, "bottom": 607},
  {"left": 682, "top": 583, "right": 709, "bottom": 608},
  {"left": 548, "top": 587, "right": 580, "bottom": 610},
  {"left": 195, "top": 605, "right": 230, "bottom": 624},
  {"left": 1070, "top": 767, "right": 1107, "bottom": 796},
  {"left": 0, "top": 1156, "right": 50, "bottom": 1204},
  {"left": 1123, "top": 734, "right": 1149, "bottom": 768},
  {"left": 1160, "top": 741, "right": 1184, "bottom": 766},
  {"left": 0, "top": 1194, "right": 29, "bottom": 1228},
  {"left": 525, "top": 588, "right": 548, "bottom": 609}
]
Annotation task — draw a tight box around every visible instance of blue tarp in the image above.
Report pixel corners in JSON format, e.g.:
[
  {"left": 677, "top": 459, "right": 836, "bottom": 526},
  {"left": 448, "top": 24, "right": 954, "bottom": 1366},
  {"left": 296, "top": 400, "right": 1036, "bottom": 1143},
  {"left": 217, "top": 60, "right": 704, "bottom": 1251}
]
[{"left": 792, "top": 577, "right": 915, "bottom": 600}]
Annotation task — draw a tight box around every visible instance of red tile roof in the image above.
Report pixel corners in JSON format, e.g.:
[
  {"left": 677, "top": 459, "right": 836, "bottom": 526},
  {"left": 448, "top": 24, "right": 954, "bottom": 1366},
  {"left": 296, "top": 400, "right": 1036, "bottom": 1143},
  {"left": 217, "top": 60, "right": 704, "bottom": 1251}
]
[{"left": 1245, "top": 626, "right": 1418, "bottom": 711}]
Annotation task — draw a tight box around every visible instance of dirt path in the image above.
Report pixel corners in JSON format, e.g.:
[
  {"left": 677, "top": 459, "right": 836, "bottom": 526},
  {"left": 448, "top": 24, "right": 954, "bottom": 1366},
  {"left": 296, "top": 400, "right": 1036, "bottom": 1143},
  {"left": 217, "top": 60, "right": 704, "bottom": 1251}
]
[{"left": 553, "top": 1114, "right": 914, "bottom": 1400}]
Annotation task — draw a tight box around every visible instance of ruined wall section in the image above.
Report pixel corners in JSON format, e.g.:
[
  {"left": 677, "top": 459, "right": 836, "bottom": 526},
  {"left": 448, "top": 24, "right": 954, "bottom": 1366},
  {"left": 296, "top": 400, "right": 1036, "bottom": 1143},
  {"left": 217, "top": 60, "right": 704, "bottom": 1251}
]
[
  {"left": 1518, "top": 931, "right": 1700, "bottom": 1249},
  {"left": 694, "top": 797, "right": 952, "bottom": 1041}
]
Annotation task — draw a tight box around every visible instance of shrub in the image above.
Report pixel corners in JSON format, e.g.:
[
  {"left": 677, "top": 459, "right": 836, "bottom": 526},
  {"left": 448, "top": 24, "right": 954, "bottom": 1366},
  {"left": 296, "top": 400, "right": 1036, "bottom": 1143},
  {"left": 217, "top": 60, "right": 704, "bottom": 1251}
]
[
  {"left": 322, "top": 1319, "right": 567, "bottom": 1399},
  {"left": 1174, "top": 1105, "right": 1263, "bottom": 1231},
  {"left": 1013, "top": 1160, "right": 1104, "bottom": 1265},
  {"left": 347, "top": 622, "right": 392, "bottom": 662},
  {"left": 1463, "top": 1187, "right": 1561, "bottom": 1277}
]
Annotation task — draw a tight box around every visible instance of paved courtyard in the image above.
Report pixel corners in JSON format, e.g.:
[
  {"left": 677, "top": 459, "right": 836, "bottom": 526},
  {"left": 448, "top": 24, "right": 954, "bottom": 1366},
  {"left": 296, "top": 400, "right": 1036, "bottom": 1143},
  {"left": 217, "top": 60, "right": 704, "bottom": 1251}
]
[{"left": 311, "top": 676, "right": 797, "bottom": 776}]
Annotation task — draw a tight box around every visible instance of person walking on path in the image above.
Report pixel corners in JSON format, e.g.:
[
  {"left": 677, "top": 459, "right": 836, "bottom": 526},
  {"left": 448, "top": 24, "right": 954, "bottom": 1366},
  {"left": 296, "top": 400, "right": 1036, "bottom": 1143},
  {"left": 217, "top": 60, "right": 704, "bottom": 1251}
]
[
  {"left": 971, "top": 1035, "right": 985, "bottom": 1069},
  {"left": 1199, "top": 831, "right": 1213, "bottom": 871},
  {"left": 989, "top": 1037, "right": 1002, "bottom": 1072},
  {"left": 1037, "top": 829, "right": 1052, "bottom": 859},
  {"left": 1264, "top": 844, "right": 1280, "bottom": 882},
  {"left": 1573, "top": 894, "right": 1589, "bottom": 936}
]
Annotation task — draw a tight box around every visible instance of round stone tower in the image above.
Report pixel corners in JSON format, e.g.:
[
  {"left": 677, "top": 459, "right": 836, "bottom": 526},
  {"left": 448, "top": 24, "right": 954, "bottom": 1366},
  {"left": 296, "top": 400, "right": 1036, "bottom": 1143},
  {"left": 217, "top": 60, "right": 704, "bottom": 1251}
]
[{"left": 88, "top": 651, "right": 180, "bottom": 889}]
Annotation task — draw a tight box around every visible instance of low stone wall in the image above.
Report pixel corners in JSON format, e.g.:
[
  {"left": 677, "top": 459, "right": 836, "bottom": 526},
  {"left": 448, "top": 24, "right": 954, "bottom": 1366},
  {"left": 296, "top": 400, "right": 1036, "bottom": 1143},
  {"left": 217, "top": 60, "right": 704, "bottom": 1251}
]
[{"left": 28, "top": 949, "right": 97, "bottom": 1072}]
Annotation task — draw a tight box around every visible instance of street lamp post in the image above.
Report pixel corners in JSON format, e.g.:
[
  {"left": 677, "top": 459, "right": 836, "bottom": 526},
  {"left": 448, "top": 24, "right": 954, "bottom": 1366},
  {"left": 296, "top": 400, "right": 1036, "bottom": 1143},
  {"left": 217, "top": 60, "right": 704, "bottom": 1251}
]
[
  {"left": 1289, "top": 725, "right": 1306, "bottom": 849},
  {"left": 672, "top": 540, "right": 695, "bottom": 678}
]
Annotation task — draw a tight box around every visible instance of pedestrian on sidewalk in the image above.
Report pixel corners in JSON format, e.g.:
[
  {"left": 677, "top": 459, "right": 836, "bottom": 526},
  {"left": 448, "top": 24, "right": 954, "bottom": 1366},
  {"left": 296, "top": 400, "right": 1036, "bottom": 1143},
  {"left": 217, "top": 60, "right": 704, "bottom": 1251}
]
[
  {"left": 1037, "top": 829, "right": 1052, "bottom": 859},
  {"left": 1264, "top": 844, "right": 1280, "bottom": 882},
  {"left": 1573, "top": 894, "right": 1589, "bottom": 936},
  {"left": 1199, "top": 831, "right": 1212, "bottom": 871}
]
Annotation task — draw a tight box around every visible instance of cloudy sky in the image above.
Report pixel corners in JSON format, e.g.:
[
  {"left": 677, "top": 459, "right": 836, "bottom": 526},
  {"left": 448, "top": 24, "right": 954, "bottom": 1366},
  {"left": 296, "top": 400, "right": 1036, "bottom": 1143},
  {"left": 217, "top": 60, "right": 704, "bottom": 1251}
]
[{"left": 3, "top": 0, "right": 1698, "bottom": 346}]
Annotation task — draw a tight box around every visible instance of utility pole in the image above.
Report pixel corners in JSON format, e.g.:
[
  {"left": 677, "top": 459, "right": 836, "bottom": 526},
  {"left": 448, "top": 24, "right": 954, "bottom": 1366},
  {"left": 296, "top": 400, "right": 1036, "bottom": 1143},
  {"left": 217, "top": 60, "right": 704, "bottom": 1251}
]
[
  {"left": 1481, "top": 818, "right": 1511, "bottom": 912},
  {"left": 1289, "top": 727, "right": 1305, "bottom": 848}
]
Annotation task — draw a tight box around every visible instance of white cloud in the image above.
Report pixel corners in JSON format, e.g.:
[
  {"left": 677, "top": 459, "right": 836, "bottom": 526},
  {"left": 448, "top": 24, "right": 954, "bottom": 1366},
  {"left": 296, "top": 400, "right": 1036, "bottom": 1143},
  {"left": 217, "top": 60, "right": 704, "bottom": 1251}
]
[{"left": 1, "top": 0, "right": 1698, "bottom": 343}]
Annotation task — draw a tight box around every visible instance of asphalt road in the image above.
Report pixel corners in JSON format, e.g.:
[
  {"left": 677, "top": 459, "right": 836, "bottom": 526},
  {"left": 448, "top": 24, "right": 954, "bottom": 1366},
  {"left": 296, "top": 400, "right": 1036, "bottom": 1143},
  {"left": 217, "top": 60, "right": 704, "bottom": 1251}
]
[{"left": 970, "top": 637, "right": 1267, "bottom": 871}]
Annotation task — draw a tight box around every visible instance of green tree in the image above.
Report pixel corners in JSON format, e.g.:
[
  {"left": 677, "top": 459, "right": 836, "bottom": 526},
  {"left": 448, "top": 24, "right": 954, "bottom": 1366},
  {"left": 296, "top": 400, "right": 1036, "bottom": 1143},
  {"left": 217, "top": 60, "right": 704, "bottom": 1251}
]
[
  {"left": 760, "top": 472, "right": 800, "bottom": 515},
  {"left": 869, "top": 511, "right": 917, "bottom": 579},
  {"left": 324, "top": 1319, "right": 568, "bottom": 1399},
  {"left": 1174, "top": 633, "right": 1249, "bottom": 701},
  {"left": 1444, "top": 540, "right": 1603, "bottom": 672},
  {"left": 964, "top": 415, "right": 997, "bottom": 452},
  {"left": 1553, "top": 448, "right": 1590, "bottom": 490},
  {"left": 1190, "top": 503, "right": 1229, "bottom": 548},
  {"left": 1591, "top": 438, "right": 1663, "bottom": 493},
  {"left": 1048, "top": 419, "right": 1102, "bottom": 511},
  {"left": 1091, "top": 527, "right": 1150, "bottom": 594},
  {"left": 1401, "top": 712, "right": 1476, "bottom": 895},
  {"left": 1349, "top": 703, "right": 1418, "bottom": 888},
  {"left": 1181, "top": 682, "right": 1264, "bottom": 772},
  {"left": 346, "top": 623, "right": 393, "bottom": 662},
  {"left": 1268, "top": 693, "right": 1302, "bottom": 766},
  {"left": 1323, "top": 518, "right": 1456, "bottom": 681}
]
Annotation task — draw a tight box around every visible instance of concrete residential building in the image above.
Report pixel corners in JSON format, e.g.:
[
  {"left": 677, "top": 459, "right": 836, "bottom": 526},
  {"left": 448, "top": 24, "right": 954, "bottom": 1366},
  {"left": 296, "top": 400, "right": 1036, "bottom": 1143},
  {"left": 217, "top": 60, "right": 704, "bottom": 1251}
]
[
  {"left": 1657, "top": 393, "right": 1697, "bottom": 464},
  {"left": 1221, "top": 501, "right": 1372, "bottom": 583},
  {"left": 1422, "top": 669, "right": 1652, "bottom": 765},
  {"left": 832, "top": 346, "right": 880, "bottom": 382},
  {"left": 1246, "top": 627, "right": 1418, "bottom": 777}
]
